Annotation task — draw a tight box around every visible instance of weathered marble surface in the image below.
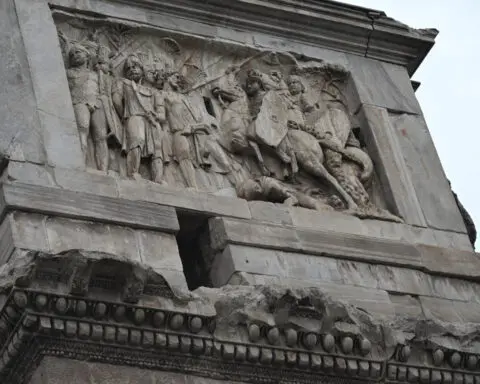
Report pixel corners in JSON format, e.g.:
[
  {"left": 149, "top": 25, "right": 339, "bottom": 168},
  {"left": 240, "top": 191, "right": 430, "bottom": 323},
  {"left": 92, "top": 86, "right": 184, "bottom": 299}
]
[
  {"left": 205, "top": 217, "right": 479, "bottom": 280},
  {"left": 390, "top": 112, "right": 467, "bottom": 233},
  {"left": 1, "top": 211, "right": 183, "bottom": 272},
  {"left": 4, "top": 162, "right": 474, "bottom": 251},
  {"left": 357, "top": 104, "right": 426, "bottom": 226},
  {"left": 0, "top": 0, "right": 467, "bottom": 236},
  {"left": 345, "top": 54, "right": 422, "bottom": 114},
  {"left": 30, "top": 358, "right": 249, "bottom": 384},
  {"left": 0, "top": 0, "right": 45, "bottom": 165},
  {"left": 14, "top": 0, "right": 84, "bottom": 169},
  {"left": 0, "top": 2, "right": 477, "bottom": 384},
  {"left": 209, "top": 243, "right": 480, "bottom": 305}
]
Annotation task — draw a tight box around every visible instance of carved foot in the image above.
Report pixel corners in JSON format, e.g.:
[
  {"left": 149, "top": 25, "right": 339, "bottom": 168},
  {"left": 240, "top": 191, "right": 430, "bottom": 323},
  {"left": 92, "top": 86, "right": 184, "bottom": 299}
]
[{"left": 154, "top": 179, "right": 168, "bottom": 186}]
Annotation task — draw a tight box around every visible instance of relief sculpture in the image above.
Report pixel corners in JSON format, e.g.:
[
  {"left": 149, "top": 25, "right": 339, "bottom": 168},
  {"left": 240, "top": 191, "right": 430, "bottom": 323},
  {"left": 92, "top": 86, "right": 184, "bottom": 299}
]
[{"left": 55, "top": 15, "right": 401, "bottom": 222}]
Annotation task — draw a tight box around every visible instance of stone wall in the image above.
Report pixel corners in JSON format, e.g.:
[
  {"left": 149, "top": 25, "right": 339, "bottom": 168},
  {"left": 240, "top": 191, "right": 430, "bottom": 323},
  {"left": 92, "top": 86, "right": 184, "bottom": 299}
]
[{"left": 0, "top": 1, "right": 478, "bottom": 384}]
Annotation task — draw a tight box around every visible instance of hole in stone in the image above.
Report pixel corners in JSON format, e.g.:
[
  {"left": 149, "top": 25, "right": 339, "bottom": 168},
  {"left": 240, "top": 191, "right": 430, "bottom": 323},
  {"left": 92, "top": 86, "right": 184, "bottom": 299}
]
[
  {"left": 203, "top": 96, "right": 216, "bottom": 117},
  {"left": 352, "top": 126, "right": 366, "bottom": 148},
  {"left": 176, "top": 211, "right": 213, "bottom": 290}
]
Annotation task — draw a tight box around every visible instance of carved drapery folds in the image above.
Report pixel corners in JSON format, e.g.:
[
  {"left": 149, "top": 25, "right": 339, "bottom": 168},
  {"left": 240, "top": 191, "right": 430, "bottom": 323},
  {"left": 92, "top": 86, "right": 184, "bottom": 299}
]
[{"left": 55, "top": 13, "right": 400, "bottom": 222}]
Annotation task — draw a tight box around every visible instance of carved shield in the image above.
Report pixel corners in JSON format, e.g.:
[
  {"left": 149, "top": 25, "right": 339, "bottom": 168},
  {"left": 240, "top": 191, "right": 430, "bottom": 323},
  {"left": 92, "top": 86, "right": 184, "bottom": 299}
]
[{"left": 253, "top": 91, "right": 288, "bottom": 147}]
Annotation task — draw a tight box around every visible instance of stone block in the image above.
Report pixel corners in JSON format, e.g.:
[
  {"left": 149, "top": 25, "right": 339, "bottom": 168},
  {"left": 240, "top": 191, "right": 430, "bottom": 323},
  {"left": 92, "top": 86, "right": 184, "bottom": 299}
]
[
  {"left": 419, "top": 245, "right": 480, "bottom": 280},
  {"left": 296, "top": 226, "right": 422, "bottom": 267},
  {"left": 14, "top": 0, "right": 76, "bottom": 123},
  {"left": 39, "top": 110, "right": 84, "bottom": 169},
  {"left": 389, "top": 294, "right": 424, "bottom": 319},
  {"left": 14, "top": 0, "right": 85, "bottom": 170},
  {"left": 53, "top": 168, "right": 119, "bottom": 198},
  {"left": 346, "top": 54, "right": 422, "bottom": 114},
  {"left": 288, "top": 205, "right": 468, "bottom": 251},
  {"left": 420, "top": 296, "right": 480, "bottom": 324},
  {"left": 9, "top": 211, "right": 50, "bottom": 253},
  {"left": 208, "top": 217, "right": 423, "bottom": 269},
  {"left": 6, "top": 161, "right": 54, "bottom": 187},
  {"left": 432, "top": 230, "right": 473, "bottom": 251},
  {"left": 210, "top": 244, "right": 343, "bottom": 287},
  {"left": 208, "top": 217, "right": 300, "bottom": 253},
  {"left": 288, "top": 206, "right": 365, "bottom": 235},
  {"left": 379, "top": 266, "right": 431, "bottom": 296},
  {"left": 117, "top": 178, "right": 251, "bottom": 219},
  {"left": 338, "top": 260, "right": 434, "bottom": 297},
  {"left": 336, "top": 260, "right": 379, "bottom": 289},
  {"left": 1, "top": 211, "right": 185, "bottom": 281},
  {"left": 0, "top": 182, "right": 179, "bottom": 232},
  {"left": 357, "top": 105, "right": 426, "bottom": 226},
  {"left": 0, "top": 0, "right": 44, "bottom": 164},
  {"left": 248, "top": 201, "right": 292, "bottom": 226},
  {"left": 390, "top": 113, "right": 466, "bottom": 233},
  {"left": 45, "top": 216, "right": 141, "bottom": 262},
  {"left": 154, "top": 269, "right": 189, "bottom": 294},
  {"left": 226, "top": 273, "right": 395, "bottom": 321},
  {"left": 136, "top": 230, "right": 182, "bottom": 271},
  {"left": 429, "top": 276, "right": 480, "bottom": 304}
]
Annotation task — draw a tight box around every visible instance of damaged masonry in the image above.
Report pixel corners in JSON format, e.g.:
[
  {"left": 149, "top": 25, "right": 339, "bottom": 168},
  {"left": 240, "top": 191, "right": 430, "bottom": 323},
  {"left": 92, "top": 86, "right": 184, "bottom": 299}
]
[{"left": 0, "top": 0, "right": 478, "bottom": 383}]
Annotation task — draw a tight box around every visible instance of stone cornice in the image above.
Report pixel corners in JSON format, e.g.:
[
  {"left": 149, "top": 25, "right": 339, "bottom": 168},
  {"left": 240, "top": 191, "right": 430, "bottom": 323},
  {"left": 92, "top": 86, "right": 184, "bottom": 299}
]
[
  {"left": 0, "top": 252, "right": 479, "bottom": 383},
  {"left": 67, "top": 0, "right": 437, "bottom": 75},
  {"left": 1, "top": 287, "right": 479, "bottom": 384}
]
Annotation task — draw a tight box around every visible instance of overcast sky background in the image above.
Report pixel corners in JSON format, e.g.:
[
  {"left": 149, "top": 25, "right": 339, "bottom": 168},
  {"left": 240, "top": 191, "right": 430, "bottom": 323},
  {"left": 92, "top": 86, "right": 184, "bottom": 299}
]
[{"left": 347, "top": 0, "right": 479, "bottom": 248}]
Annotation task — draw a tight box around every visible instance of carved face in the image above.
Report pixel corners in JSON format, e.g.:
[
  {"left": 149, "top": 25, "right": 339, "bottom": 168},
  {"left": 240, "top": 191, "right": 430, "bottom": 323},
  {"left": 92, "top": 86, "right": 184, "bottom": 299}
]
[
  {"left": 144, "top": 69, "right": 158, "bottom": 87},
  {"left": 287, "top": 77, "right": 303, "bottom": 95},
  {"left": 167, "top": 73, "right": 181, "bottom": 90},
  {"left": 241, "top": 179, "right": 264, "bottom": 200},
  {"left": 245, "top": 78, "right": 261, "bottom": 96},
  {"left": 124, "top": 57, "right": 144, "bottom": 82},
  {"left": 69, "top": 46, "right": 88, "bottom": 67}
]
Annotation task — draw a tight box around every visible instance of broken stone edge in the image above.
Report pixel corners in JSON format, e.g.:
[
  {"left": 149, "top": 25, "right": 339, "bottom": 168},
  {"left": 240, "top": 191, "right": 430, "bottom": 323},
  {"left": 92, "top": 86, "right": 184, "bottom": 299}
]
[{"left": 0, "top": 252, "right": 479, "bottom": 384}]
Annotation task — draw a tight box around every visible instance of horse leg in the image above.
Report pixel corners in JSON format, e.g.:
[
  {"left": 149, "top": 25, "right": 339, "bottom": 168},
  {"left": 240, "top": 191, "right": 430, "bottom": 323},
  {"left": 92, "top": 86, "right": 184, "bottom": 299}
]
[
  {"left": 248, "top": 140, "right": 271, "bottom": 176},
  {"left": 299, "top": 155, "right": 358, "bottom": 210}
]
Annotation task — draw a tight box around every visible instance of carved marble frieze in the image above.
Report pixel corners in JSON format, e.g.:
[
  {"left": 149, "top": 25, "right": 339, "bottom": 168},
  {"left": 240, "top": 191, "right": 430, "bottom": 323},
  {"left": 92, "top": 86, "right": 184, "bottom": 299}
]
[
  {"left": 0, "top": 251, "right": 479, "bottom": 384},
  {"left": 53, "top": 11, "right": 401, "bottom": 222}
]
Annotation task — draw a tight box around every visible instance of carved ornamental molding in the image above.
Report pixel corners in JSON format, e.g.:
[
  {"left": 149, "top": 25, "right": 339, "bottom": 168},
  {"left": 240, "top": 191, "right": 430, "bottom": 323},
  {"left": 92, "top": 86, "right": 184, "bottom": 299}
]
[
  {"left": 0, "top": 253, "right": 478, "bottom": 384},
  {"left": 49, "top": 0, "right": 437, "bottom": 75}
]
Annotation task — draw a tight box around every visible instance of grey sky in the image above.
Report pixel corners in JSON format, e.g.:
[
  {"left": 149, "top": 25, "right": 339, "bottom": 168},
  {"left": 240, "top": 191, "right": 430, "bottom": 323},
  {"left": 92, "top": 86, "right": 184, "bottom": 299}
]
[{"left": 347, "top": 0, "right": 479, "bottom": 248}]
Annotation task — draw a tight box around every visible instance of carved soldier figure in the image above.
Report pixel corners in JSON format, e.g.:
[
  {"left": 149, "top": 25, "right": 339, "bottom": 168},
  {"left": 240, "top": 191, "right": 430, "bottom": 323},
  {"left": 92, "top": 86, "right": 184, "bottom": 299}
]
[
  {"left": 236, "top": 176, "right": 335, "bottom": 211},
  {"left": 245, "top": 69, "right": 298, "bottom": 179},
  {"left": 286, "top": 75, "right": 315, "bottom": 114},
  {"left": 66, "top": 43, "right": 117, "bottom": 171},
  {"left": 286, "top": 72, "right": 400, "bottom": 220},
  {"left": 112, "top": 54, "right": 170, "bottom": 182},
  {"left": 163, "top": 71, "right": 210, "bottom": 189}
]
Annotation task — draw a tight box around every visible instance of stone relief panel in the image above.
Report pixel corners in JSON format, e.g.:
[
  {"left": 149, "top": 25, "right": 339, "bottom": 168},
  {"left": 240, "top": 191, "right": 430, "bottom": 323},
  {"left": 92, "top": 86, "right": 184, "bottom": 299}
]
[{"left": 54, "top": 12, "right": 400, "bottom": 222}]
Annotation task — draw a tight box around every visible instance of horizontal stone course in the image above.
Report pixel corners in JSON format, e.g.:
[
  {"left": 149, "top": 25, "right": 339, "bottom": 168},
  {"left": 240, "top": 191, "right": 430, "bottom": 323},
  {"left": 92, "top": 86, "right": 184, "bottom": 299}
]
[
  {"left": 211, "top": 243, "right": 480, "bottom": 305},
  {"left": 0, "top": 181, "right": 179, "bottom": 232},
  {"left": 5, "top": 162, "right": 472, "bottom": 252},
  {"left": 208, "top": 217, "right": 423, "bottom": 268},
  {"left": 1, "top": 211, "right": 183, "bottom": 273}
]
